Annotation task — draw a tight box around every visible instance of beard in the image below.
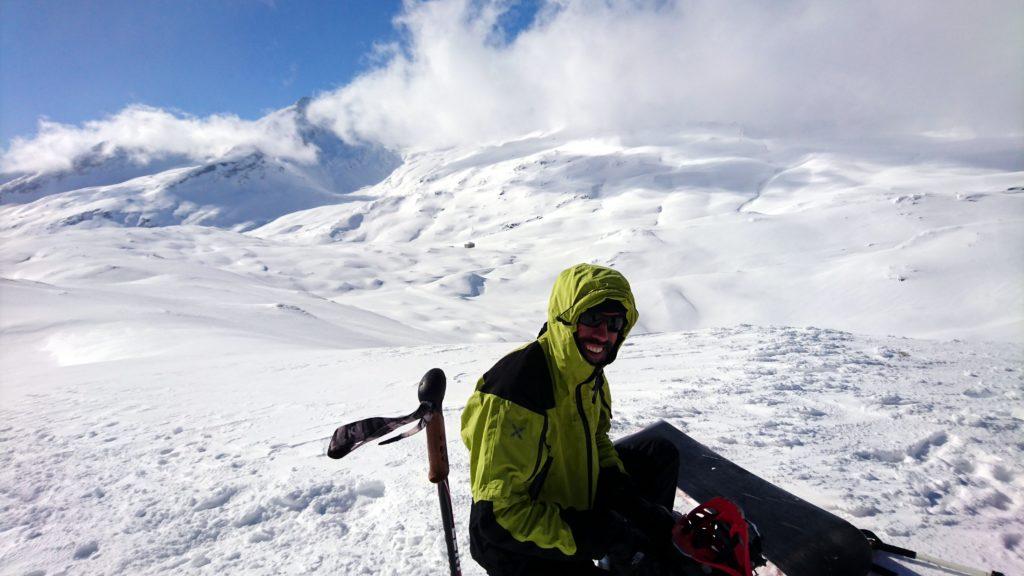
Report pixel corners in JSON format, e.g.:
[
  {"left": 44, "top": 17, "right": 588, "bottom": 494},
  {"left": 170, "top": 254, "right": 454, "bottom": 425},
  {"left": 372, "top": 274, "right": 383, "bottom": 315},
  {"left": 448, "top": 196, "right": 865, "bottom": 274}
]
[{"left": 575, "top": 335, "right": 613, "bottom": 365}]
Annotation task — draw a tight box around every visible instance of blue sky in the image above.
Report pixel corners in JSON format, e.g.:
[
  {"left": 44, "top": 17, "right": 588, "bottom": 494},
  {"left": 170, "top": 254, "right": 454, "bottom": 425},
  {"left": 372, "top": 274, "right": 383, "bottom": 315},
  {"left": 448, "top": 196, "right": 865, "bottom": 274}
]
[{"left": 0, "top": 0, "right": 406, "bottom": 145}]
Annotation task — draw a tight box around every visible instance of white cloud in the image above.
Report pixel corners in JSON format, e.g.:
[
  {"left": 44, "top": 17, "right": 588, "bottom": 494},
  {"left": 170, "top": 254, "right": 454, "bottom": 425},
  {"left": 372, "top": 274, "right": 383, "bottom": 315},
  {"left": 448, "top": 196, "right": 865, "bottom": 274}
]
[
  {"left": 1, "top": 105, "right": 318, "bottom": 175},
  {"left": 4, "top": 0, "right": 1020, "bottom": 175},
  {"left": 308, "top": 0, "right": 1024, "bottom": 151}
]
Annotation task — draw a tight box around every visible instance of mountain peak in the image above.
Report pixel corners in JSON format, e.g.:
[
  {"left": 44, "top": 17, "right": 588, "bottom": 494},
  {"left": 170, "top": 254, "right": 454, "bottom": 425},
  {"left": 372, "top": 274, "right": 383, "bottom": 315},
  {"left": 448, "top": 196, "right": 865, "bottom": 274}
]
[{"left": 295, "top": 96, "right": 313, "bottom": 115}]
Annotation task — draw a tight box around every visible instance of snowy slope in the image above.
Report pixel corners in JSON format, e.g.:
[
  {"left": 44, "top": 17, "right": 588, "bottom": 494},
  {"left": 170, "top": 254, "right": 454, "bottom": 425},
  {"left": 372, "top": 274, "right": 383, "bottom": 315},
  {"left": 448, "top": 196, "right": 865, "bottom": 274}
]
[
  {"left": 5, "top": 129, "right": 1020, "bottom": 343},
  {"left": 0, "top": 227, "right": 441, "bottom": 368},
  {"left": 255, "top": 132, "right": 1024, "bottom": 343},
  {"left": 0, "top": 99, "right": 400, "bottom": 232},
  {"left": 0, "top": 154, "right": 359, "bottom": 233},
  {"left": 0, "top": 147, "right": 196, "bottom": 205},
  {"left": 0, "top": 127, "right": 1022, "bottom": 576}
]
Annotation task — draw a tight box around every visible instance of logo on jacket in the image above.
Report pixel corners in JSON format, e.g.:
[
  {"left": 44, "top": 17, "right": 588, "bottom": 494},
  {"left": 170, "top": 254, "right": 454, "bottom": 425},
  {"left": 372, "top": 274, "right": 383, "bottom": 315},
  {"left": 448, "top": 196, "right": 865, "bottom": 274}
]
[{"left": 509, "top": 422, "right": 525, "bottom": 440}]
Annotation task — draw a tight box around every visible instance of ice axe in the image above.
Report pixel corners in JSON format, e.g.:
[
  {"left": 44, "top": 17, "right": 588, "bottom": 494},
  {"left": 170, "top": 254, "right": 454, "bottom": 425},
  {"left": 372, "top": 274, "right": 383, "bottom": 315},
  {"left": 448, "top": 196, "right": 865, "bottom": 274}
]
[{"left": 327, "top": 368, "right": 462, "bottom": 576}]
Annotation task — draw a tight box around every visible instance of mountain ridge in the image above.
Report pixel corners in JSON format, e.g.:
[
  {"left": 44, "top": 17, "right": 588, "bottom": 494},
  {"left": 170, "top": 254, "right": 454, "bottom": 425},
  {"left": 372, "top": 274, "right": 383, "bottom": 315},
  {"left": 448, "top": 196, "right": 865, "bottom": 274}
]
[{"left": 0, "top": 99, "right": 401, "bottom": 231}]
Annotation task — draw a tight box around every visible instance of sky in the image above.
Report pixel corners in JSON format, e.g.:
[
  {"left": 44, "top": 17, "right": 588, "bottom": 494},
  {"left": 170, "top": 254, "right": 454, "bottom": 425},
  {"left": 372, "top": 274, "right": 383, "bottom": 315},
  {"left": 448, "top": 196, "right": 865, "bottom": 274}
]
[
  {"left": 0, "top": 0, "right": 406, "bottom": 144},
  {"left": 2, "top": 0, "right": 1021, "bottom": 175}
]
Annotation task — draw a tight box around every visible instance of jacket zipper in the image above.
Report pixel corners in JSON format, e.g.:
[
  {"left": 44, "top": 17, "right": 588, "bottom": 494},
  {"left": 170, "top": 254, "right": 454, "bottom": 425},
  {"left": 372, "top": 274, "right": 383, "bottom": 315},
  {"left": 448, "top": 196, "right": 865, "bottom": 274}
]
[
  {"left": 529, "top": 370, "right": 602, "bottom": 503},
  {"left": 575, "top": 370, "right": 600, "bottom": 508},
  {"left": 595, "top": 372, "right": 609, "bottom": 410}
]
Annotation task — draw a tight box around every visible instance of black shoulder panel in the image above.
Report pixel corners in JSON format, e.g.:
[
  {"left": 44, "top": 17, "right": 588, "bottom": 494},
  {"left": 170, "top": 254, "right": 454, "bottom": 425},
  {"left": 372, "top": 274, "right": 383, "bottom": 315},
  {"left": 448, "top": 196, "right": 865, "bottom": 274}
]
[{"left": 480, "top": 341, "right": 555, "bottom": 414}]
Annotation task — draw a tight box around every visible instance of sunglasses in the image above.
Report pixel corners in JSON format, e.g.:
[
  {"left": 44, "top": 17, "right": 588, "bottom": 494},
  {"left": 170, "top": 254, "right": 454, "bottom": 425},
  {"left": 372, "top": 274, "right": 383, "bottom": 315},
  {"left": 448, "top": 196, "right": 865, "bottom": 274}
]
[{"left": 577, "top": 310, "right": 626, "bottom": 332}]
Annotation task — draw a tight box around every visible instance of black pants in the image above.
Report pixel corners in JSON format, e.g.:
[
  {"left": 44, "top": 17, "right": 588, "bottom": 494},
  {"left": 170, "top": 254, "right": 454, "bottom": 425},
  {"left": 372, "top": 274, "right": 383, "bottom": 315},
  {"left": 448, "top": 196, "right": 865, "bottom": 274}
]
[{"left": 475, "top": 433, "right": 680, "bottom": 576}]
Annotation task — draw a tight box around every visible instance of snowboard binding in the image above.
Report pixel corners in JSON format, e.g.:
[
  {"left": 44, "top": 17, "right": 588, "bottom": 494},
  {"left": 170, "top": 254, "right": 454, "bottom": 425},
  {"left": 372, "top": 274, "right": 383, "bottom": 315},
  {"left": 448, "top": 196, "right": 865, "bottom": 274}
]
[{"left": 671, "top": 497, "right": 765, "bottom": 576}]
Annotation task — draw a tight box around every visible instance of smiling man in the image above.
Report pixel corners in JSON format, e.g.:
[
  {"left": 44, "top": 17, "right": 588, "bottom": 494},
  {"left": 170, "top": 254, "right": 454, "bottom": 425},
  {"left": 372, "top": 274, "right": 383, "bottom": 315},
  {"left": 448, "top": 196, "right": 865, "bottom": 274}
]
[{"left": 461, "top": 263, "right": 682, "bottom": 575}]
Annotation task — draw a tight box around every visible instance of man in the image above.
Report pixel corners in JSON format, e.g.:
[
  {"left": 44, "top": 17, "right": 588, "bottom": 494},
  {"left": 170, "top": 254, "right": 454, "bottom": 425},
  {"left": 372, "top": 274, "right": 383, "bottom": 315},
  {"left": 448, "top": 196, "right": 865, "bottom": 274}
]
[{"left": 461, "top": 263, "right": 681, "bottom": 575}]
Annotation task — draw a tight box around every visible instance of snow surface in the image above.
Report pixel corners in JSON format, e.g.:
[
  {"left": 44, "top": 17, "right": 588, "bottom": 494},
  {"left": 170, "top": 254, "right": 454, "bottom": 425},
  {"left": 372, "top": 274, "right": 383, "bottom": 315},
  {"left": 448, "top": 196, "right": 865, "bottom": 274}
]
[
  {"left": 1, "top": 128, "right": 1022, "bottom": 575},
  {"left": 1, "top": 332, "right": 1020, "bottom": 575}
]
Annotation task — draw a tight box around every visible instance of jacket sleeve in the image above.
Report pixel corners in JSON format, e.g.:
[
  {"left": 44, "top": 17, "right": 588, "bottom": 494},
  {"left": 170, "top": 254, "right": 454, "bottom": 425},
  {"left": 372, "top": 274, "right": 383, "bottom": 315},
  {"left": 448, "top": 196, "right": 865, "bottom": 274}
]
[
  {"left": 461, "top": 388, "right": 584, "bottom": 558},
  {"left": 596, "top": 376, "right": 625, "bottom": 473}
]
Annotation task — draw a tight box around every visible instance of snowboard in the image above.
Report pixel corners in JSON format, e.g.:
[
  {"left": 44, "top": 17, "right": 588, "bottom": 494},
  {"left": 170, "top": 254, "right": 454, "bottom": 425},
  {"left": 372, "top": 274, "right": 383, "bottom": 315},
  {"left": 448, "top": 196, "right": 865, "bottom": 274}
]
[{"left": 628, "top": 421, "right": 874, "bottom": 576}]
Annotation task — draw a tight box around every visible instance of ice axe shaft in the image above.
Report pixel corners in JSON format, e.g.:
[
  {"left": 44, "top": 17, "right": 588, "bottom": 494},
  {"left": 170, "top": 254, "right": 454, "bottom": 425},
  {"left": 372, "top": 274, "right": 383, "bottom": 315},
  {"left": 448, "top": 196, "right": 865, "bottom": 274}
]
[
  {"left": 436, "top": 477, "right": 460, "bottom": 576},
  {"left": 912, "top": 552, "right": 1004, "bottom": 576},
  {"left": 424, "top": 411, "right": 449, "bottom": 481},
  {"left": 419, "top": 368, "right": 450, "bottom": 483},
  {"left": 862, "top": 530, "right": 1004, "bottom": 576}
]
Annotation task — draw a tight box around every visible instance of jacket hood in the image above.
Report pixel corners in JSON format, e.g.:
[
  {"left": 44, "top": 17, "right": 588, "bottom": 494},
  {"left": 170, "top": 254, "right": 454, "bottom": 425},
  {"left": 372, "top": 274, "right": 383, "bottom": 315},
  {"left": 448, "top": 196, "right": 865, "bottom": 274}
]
[{"left": 540, "top": 263, "right": 639, "bottom": 385}]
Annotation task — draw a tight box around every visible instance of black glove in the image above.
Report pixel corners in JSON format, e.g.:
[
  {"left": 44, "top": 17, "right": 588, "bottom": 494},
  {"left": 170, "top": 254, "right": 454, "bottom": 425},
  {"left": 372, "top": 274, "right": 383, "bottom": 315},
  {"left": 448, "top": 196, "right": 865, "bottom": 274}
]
[
  {"left": 563, "top": 508, "right": 648, "bottom": 561},
  {"left": 572, "top": 507, "right": 693, "bottom": 576},
  {"left": 596, "top": 467, "right": 676, "bottom": 551},
  {"left": 595, "top": 466, "right": 632, "bottom": 511},
  {"left": 598, "top": 511, "right": 659, "bottom": 575},
  {"left": 628, "top": 500, "right": 677, "bottom": 550}
]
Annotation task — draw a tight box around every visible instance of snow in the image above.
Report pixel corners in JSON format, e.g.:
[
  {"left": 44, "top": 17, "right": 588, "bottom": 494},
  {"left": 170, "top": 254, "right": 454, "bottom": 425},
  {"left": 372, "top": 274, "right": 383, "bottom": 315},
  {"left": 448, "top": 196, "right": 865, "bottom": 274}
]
[
  {"left": 0, "top": 126, "right": 1021, "bottom": 575},
  {"left": 1, "top": 332, "right": 1020, "bottom": 575},
  {"left": 0, "top": 100, "right": 400, "bottom": 232}
]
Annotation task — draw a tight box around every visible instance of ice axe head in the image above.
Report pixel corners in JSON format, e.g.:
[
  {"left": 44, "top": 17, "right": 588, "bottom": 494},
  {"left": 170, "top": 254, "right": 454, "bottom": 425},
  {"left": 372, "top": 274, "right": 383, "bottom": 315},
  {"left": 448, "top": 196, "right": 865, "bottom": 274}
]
[
  {"left": 326, "top": 368, "right": 449, "bottom": 461},
  {"left": 418, "top": 368, "right": 446, "bottom": 409}
]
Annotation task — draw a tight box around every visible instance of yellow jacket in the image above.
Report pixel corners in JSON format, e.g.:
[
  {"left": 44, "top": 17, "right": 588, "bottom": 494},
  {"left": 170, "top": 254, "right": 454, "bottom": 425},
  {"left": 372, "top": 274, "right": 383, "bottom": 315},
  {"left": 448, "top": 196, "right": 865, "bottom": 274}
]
[{"left": 461, "top": 263, "right": 639, "bottom": 558}]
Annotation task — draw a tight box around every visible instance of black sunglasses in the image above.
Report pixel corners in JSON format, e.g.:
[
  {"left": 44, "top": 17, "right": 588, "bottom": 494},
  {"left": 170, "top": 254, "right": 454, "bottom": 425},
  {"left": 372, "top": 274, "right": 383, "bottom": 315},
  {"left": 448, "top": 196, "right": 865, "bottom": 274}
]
[{"left": 578, "top": 310, "right": 626, "bottom": 332}]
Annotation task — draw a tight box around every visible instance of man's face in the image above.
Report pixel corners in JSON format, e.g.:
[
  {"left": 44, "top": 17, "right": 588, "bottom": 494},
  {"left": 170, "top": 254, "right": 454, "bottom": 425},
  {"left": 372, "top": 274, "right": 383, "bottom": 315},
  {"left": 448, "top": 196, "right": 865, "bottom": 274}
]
[{"left": 575, "top": 311, "right": 623, "bottom": 365}]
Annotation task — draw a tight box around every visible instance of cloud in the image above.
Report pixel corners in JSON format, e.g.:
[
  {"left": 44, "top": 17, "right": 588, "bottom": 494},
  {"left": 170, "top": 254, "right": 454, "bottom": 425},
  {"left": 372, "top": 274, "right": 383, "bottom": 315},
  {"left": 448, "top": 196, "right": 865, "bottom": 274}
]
[
  {"left": 308, "top": 0, "right": 1024, "bottom": 151},
  {"left": 4, "top": 0, "right": 1020, "bottom": 175},
  {"left": 1, "top": 105, "right": 317, "bottom": 175}
]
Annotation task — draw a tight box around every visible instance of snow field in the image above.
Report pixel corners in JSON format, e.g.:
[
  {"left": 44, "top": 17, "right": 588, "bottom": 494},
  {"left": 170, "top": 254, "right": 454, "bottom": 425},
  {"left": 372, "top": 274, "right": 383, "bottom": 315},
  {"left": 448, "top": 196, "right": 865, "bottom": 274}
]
[{"left": 1, "top": 328, "right": 1020, "bottom": 575}]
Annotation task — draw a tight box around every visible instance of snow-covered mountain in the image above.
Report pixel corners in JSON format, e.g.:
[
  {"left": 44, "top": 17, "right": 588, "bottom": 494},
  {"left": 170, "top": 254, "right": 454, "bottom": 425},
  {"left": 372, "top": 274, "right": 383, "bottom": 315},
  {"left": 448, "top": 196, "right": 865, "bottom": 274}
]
[
  {"left": 0, "top": 98, "right": 401, "bottom": 232},
  {"left": 0, "top": 145, "right": 196, "bottom": 204},
  {"left": 259, "top": 131, "right": 1024, "bottom": 343},
  {"left": 5, "top": 125, "right": 1020, "bottom": 342}
]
